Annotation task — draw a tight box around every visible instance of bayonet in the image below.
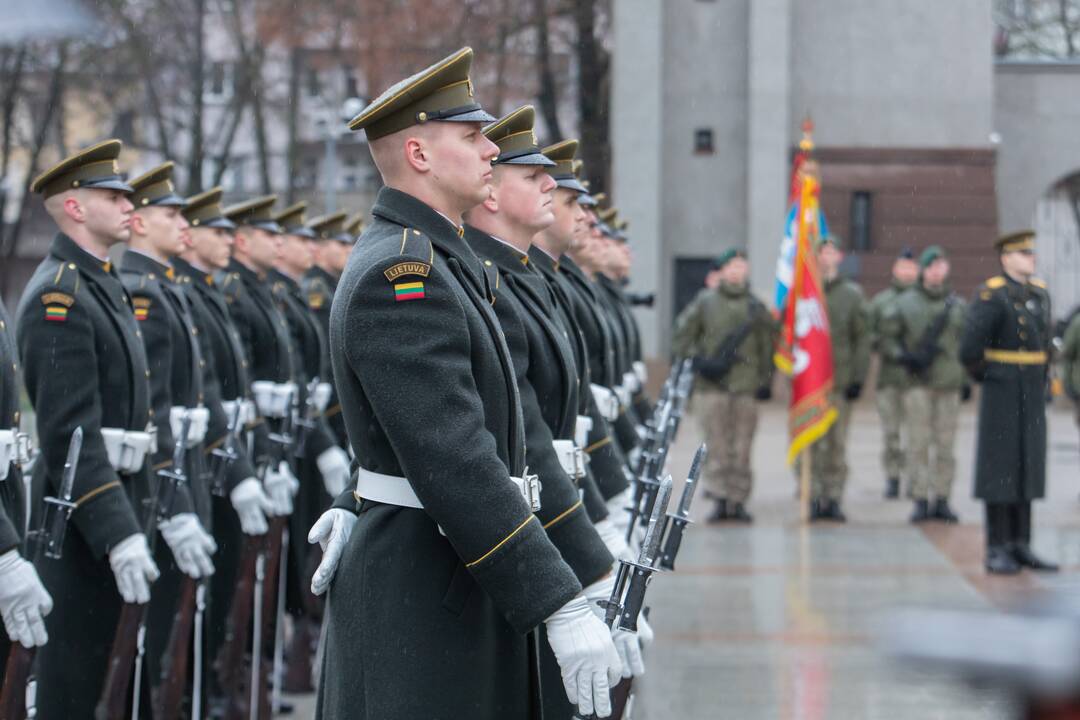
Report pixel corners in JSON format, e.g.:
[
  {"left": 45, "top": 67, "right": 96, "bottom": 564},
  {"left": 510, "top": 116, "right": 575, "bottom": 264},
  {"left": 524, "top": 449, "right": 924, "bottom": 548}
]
[
  {"left": 40, "top": 427, "right": 81, "bottom": 559},
  {"left": 210, "top": 401, "right": 244, "bottom": 497},
  {"left": 660, "top": 444, "right": 706, "bottom": 571}
]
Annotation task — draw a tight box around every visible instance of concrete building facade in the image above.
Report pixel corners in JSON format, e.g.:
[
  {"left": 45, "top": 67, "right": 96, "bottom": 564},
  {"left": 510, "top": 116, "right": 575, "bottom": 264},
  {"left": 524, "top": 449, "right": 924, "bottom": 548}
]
[{"left": 612, "top": 0, "right": 1080, "bottom": 357}]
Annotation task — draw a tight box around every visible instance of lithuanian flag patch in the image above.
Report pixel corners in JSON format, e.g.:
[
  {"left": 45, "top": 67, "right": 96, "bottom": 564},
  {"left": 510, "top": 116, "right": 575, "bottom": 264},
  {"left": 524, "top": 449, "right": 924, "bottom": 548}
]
[
  {"left": 394, "top": 281, "right": 425, "bottom": 302},
  {"left": 44, "top": 305, "right": 68, "bottom": 322}
]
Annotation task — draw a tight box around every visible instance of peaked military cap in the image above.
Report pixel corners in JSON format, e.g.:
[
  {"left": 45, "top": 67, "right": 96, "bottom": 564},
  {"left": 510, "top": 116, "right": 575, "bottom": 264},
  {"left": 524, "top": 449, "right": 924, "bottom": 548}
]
[
  {"left": 572, "top": 158, "right": 598, "bottom": 206},
  {"left": 592, "top": 192, "right": 608, "bottom": 209},
  {"left": 346, "top": 47, "right": 495, "bottom": 140},
  {"left": 345, "top": 213, "right": 366, "bottom": 239},
  {"left": 996, "top": 230, "right": 1036, "bottom": 253},
  {"left": 224, "top": 195, "right": 282, "bottom": 233},
  {"left": 919, "top": 245, "right": 947, "bottom": 268},
  {"left": 541, "top": 139, "right": 587, "bottom": 192},
  {"left": 484, "top": 106, "right": 554, "bottom": 167},
  {"left": 273, "top": 201, "right": 317, "bottom": 239},
  {"left": 308, "top": 211, "right": 353, "bottom": 243},
  {"left": 31, "top": 138, "right": 134, "bottom": 198},
  {"left": 128, "top": 161, "right": 187, "bottom": 208},
  {"left": 183, "top": 187, "right": 235, "bottom": 230}
]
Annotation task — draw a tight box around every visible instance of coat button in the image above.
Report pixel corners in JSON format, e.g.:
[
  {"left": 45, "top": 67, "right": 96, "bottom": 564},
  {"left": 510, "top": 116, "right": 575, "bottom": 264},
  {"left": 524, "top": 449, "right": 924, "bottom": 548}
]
[
  {"left": 1019, "top": 331, "right": 1028, "bottom": 340},
  {"left": 145, "top": 370, "right": 151, "bottom": 377}
]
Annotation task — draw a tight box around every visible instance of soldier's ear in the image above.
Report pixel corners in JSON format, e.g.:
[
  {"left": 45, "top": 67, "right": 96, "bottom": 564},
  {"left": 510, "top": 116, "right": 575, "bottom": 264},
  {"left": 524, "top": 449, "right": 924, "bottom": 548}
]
[
  {"left": 129, "top": 212, "right": 147, "bottom": 236},
  {"left": 403, "top": 135, "right": 430, "bottom": 174},
  {"left": 62, "top": 194, "right": 85, "bottom": 224}
]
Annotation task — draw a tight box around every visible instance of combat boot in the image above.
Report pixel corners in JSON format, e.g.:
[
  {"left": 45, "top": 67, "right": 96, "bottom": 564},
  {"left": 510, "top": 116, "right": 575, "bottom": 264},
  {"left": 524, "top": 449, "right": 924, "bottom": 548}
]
[
  {"left": 884, "top": 478, "right": 900, "bottom": 499},
  {"left": 1011, "top": 544, "right": 1059, "bottom": 572},
  {"left": 728, "top": 503, "right": 753, "bottom": 523},
  {"left": 824, "top": 500, "right": 846, "bottom": 523},
  {"left": 932, "top": 499, "right": 959, "bottom": 524},
  {"left": 909, "top": 499, "right": 931, "bottom": 523},
  {"left": 706, "top": 499, "right": 728, "bottom": 524},
  {"left": 985, "top": 546, "right": 1021, "bottom": 575}
]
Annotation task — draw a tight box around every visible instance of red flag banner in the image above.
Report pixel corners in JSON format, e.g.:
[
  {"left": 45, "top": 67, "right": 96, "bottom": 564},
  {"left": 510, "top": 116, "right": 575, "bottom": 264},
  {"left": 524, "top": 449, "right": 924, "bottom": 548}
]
[{"left": 776, "top": 173, "right": 837, "bottom": 465}]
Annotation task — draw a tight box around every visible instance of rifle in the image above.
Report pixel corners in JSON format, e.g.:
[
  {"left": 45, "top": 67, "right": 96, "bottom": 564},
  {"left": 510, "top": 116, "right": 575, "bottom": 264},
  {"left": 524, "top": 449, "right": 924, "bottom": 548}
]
[
  {"left": 659, "top": 443, "right": 706, "bottom": 571},
  {"left": 209, "top": 400, "right": 244, "bottom": 497},
  {"left": 905, "top": 294, "right": 957, "bottom": 376},
  {"left": 153, "top": 577, "right": 199, "bottom": 720},
  {"left": 575, "top": 475, "right": 675, "bottom": 720},
  {"left": 694, "top": 301, "right": 763, "bottom": 382},
  {"left": 624, "top": 399, "right": 672, "bottom": 544},
  {"left": 0, "top": 428, "right": 81, "bottom": 720},
  {"left": 220, "top": 390, "right": 293, "bottom": 720},
  {"left": 95, "top": 414, "right": 191, "bottom": 720}
]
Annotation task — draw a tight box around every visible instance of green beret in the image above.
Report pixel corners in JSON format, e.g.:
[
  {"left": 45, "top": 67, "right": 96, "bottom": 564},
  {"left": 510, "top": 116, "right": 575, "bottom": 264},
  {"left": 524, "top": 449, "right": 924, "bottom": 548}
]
[
  {"left": 919, "top": 245, "right": 947, "bottom": 268},
  {"left": 714, "top": 247, "right": 746, "bottom": 270},
  {"left": 817, "top": 234, "right": 840, "bottom": 250}
]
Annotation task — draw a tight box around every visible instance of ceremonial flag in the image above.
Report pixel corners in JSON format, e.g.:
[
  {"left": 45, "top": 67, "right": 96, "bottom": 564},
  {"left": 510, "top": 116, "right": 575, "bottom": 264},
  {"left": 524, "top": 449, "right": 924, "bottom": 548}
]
[
  {"left": 774, "top": 124, "right": 836, "bottom": 465},
  {"left": 774, "top": 120, "right": 829, "bottom": 312}
]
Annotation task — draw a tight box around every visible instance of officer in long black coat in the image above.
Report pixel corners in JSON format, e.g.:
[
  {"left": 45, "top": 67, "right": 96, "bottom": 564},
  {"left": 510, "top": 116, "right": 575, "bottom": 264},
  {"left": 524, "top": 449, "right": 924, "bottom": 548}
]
[
  {"left": 959, "top": 230, "right": 1057, "bottom": 575},
  {"left": 17, "top": 140, "right": 161, "bottom": 717},
  {"left": 311, "top": 48, "right": 621, "bottom": 719}
]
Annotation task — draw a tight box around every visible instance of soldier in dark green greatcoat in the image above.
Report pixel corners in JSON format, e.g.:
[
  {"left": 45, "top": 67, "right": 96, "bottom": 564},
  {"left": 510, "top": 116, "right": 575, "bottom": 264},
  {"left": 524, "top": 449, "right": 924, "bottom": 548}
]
[
  {"left": 306, "top": 48, "right": 621, "bottom": 719},
  {"left": 959, "top": 230, "right": 1058, "bottom": 575},
  {"left": 0, "top": 294, "right": 51, "bottom": 685},
  {"left": 17, "top": 140, "right": 160, "bottom": 716},
  {"left": 121, "top": 161, "right": 219, "bottom": 703}
]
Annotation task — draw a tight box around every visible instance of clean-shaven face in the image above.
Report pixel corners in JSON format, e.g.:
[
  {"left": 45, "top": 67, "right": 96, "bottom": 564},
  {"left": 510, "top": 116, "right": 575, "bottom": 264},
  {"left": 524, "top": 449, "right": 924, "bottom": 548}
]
[
  {"left": 493, "top": 164, "right": 557, "bottom": 234},
  {"left": 82, "top": 189, "right": 134, "bottom": 246},
  {"left": 427, "top": 122, "right": 500, "bottom": 209},
  {"left": 135, "top": 205, "right": 189, "bottom": 258}
]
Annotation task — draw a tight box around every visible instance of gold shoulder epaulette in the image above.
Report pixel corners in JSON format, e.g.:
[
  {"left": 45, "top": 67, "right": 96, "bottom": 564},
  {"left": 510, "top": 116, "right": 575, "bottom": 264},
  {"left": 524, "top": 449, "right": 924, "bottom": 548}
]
[
  {"left": 985, "top": 276, "right": 1006, "bottom": 289},
  {"left": 1030, "top": 277, "right": 1047, "bottom": 289}
]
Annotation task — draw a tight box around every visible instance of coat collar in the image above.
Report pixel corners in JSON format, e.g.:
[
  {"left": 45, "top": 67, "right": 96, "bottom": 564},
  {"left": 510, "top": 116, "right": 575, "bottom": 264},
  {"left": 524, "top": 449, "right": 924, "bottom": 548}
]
[
  {"left": 267, "top": 267, "right": 300, "bottom": 294},
  {"left": 528, "top": 245, "right": 559, "bottom": 277},
  {"left": 229, "top": 258, "right": 266, "bottom": 285},
  {"left": 121, "top": 247, "right": 176, "bottom": 282},
  {"left": 305, "top": 264, "right": 338, "bottom": 289},
  {"left": 463, "top": 226, "right": 532, "bottom": 277},
  {"left": 172, "top": 256, "right": 217, "bottom": 287},
  {"left": 50, "top": 233, "right": 117, "bottom": 279},
  {"left": 371, "top": 187, "right": 486, "bottom": 289}
]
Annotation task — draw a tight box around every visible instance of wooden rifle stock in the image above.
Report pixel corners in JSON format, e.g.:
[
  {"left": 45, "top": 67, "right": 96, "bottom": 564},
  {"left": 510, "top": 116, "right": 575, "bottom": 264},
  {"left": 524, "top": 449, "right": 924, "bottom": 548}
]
[
  {"left": 216, "top": 534, "right": 261, "bottom": 719},
  {"left": 0, "top": 644, "right": 34, "bottom": 720},
  {"left": 94, "top": 601, "right": 144, "bottom": 720},
  {"left": 152, "top": 576, "right": 198, "bottom": 720},
  {"left": 610, "top": 677, "right": 633, "bottom": 719},
  {"left": 254, "top": 517, "right": 288, "bottom": 715}
]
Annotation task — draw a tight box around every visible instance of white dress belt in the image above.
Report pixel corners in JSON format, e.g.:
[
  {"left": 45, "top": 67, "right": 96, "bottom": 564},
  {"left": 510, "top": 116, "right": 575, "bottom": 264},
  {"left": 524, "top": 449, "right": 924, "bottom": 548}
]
[
  {"left": 251, "top": 381, "right": 298, "bottom": 419},
  {"left": 169, "top": 406, "right": 210, "bottom": 447},
  {"left": 221, "top": 398, "right": 258, "bottom": 427},
  {"left": 355, "top": 466, "right": 542, "bottom": 513},
  {"left": 590, "top": 384, "right": 620, "bottom": 422},
  {"left": 101, "top": 427, "right": 157, "bottom": 474},
  {"left": 574, "top": 415, "right": 593, "bottom": 449},
  {"left": 552, "top": 439, "right": 586, "bottom": 481},
  {"left": 0, "top": 429, "right": 32, "bottom": 482}
]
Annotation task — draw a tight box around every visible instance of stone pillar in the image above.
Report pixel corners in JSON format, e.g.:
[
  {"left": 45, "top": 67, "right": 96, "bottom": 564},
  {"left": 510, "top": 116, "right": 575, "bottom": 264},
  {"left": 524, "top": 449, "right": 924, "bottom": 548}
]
[
  {"left": 746, "top": 0, "right": 791, "bottom": 308},
  {"left": 611, "top": 0, "right": 664, "bottom": 356}
]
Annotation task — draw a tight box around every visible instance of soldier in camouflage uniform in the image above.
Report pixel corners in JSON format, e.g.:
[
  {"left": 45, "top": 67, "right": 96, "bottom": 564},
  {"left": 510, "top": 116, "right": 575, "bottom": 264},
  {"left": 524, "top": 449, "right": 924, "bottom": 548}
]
[
  {"left": 880, "top": 246, "right": 967, "bottom": 524},
  {"left": 673, "top": 248, "right": 775, "bottom": 523},
  {"left": 810, "top": 235, "right": 870, "bottom": 522},
  {"left": 869, "top": 247, "right": 918, "bottom": 499}
]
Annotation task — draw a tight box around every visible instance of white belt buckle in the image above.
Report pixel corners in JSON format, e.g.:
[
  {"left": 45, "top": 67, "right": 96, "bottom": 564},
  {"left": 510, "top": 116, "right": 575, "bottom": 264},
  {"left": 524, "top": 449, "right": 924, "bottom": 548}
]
[
  {"left": 574, "top": 415, "right": 593, "bottom": 448},
  {"left": 0, "top": 430, "right": 13, "bottom": 481},
  {"left": 512, "top": 470, "right": 542, "bottom": 513},
  {"left": 15, "top": 432, "right": 32, "bottom": 466},
  {"left": 632, "top": 360, "right": 647, "bottom": 387},
  {"left": 312, "top": 382, "right": 333, "bottom": 413}
]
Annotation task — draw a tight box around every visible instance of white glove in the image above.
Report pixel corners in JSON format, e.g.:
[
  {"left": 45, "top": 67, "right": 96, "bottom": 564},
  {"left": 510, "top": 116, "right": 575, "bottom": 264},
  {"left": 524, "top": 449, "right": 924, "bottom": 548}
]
[
  {"left": 264, "top": 460, "right": 299, "bottom": 515},
  {"left": 594, "top": 519, "right": 633, "bottom": 562},
  {"left": 308, "top": 508, "right": 357, "bottom": 596},
  {"left": 605, "top": 489, "right": 633, "bottom": 536},
  {"left": 230, "top": 477, "right": 273, "bottom": 535},
  {"left": 0, "top": 550, "right": 53, "bottom": 648},
  {"left": 158, "top": 513, "right": 217, "bottom": 579},
  {"left": 317, "top": 446, "right": 352, "bottom": 497},
  {"left": 583, "top": 574, "right": 645, "bottom": 679},
  {"left": 544, "top": 595, "right": 623, "bottom": 718},
  {"left": 109, "top": 533, "right": 160, "bottom": 604}
]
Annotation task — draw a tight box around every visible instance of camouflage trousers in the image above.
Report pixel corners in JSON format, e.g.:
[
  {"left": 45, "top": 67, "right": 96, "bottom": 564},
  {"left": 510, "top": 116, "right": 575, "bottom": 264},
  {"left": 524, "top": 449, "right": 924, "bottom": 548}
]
[
  {"left": 875, "top": 385, "right": 906, "bottom": 481},
  {"left": 904, "top": 386, "right": 959, "bottom": 500},
  {"left": 811, "top": 395, "right": 853, "bottom": 501},
  {"left": 697, "top": 389, "right": 759, "bottom": 504}
]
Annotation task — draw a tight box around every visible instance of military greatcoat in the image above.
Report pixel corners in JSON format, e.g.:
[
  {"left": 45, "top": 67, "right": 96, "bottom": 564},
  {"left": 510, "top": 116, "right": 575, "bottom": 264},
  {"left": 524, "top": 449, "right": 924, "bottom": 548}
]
[
  {"left": 959, "top": 274, "right": 1051, "bottom": 502},
  {"left": 16, "top": 233, "right": 153, "bottom": 717},
  {"left": 317, "top": 188, "right": 580, "bottom": 719}
]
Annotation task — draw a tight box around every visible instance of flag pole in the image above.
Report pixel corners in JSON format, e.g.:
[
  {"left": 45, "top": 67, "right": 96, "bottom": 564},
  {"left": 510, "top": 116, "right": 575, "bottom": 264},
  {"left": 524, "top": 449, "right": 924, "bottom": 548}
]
[{"left": 799, "top": 447, "right": 811, "bottom": 523}]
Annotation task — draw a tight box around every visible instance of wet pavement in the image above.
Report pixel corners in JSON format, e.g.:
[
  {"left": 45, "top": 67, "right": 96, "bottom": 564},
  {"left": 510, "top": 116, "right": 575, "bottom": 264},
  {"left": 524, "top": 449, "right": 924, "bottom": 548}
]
[{"left": 284, "top": 396, "right": 1080, "bottom": 719}]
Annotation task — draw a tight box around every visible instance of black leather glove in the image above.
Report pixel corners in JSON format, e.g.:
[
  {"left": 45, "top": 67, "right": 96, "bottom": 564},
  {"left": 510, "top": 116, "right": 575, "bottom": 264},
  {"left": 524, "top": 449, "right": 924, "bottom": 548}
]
[
  {"left": 960, "top": 384, "right": 972, "bottom": 403},
  {"left": 844, "top": 383, "right": 863, "bottom": 400},
  {"left": 754, "top": 386, "right": 772, "bottom": 402}
]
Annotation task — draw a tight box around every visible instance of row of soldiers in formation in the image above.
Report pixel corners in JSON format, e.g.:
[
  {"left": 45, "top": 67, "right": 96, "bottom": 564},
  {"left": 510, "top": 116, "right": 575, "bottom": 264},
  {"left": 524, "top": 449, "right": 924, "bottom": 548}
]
[
  {"left": 0, "top": 46, "right": 667, "bottom": 719},
  {"left": 673, "top": 229, "right": 1058, "bottom": 575}
]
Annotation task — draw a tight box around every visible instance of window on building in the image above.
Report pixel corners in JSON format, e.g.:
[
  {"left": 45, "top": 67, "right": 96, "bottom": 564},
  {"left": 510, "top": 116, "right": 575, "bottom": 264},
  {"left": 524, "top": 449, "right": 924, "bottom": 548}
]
[
  {"left": 343, "top": 66, "right": 359, "bottom": 99},
  {"left": 693, "top": 128, "right": 714, "bottom": 155},
  {"left": 306, "top": 67, "right": 321, "bottom": 98},
  {"left": 850, "top": 191, "right": 873, "bottom": 252},
  {"left": 208, "top": 62, "right": 229, "bottom": 97}
]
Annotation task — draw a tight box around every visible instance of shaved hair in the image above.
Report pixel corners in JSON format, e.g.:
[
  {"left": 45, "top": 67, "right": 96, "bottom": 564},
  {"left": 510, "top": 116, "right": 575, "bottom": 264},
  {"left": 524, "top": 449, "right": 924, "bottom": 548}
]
[{"left": 368, "top": 122, "right": 442, "bottom": 183}]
